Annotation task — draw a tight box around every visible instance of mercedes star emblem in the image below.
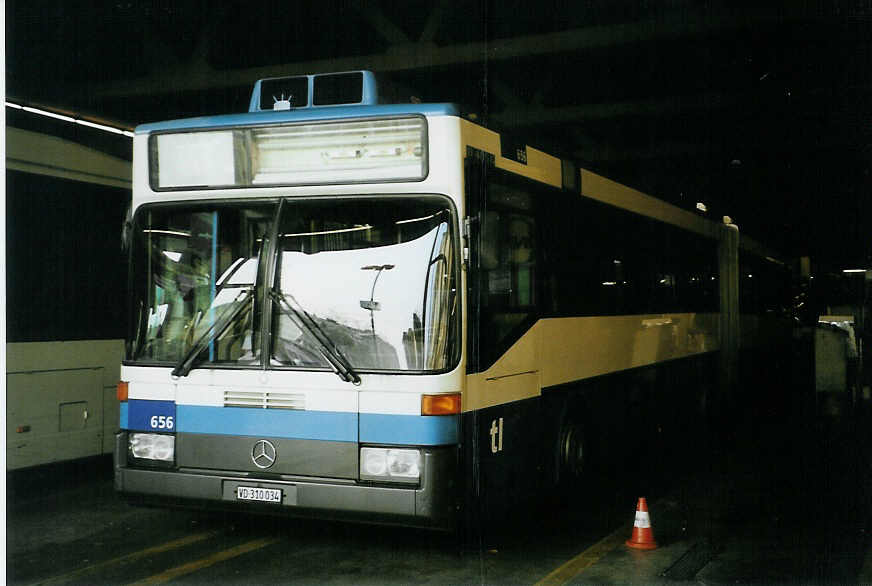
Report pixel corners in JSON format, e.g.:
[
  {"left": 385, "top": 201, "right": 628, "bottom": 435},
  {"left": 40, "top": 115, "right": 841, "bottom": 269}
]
[{"left": 251, "top": 439, "right": 277, "bottom": 469}]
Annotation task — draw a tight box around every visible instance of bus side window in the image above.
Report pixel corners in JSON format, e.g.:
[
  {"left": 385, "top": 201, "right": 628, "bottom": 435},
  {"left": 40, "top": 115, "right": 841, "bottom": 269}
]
[
  {"left": 508, "top": 215, "right": 535, "bottom": 306},
  {"left": 479, "top": 182, "right": 537, "bottom": 363}
]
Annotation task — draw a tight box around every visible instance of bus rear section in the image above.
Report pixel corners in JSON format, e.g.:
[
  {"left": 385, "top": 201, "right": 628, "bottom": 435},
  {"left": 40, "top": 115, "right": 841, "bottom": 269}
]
[{"left": 115, "top": 192, "right": 463, "bottom": 529}]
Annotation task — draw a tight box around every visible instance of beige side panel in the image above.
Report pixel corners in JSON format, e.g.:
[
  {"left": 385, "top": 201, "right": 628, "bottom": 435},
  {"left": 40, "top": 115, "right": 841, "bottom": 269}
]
[
  {"left": 580, "top": 169, "right": 716, "bottom": 238},
  {"left": 465, "top": 371, "right": 541, "bottom": 412},
  {"left": 6, "top": 340, "right": 124, "bottom": 468},
  {"left": 464, "top": 314, "right": 719, "bottom": 412},
  {"left": 460, "top": 120, "right": 562, "bottom": 187},
  {"left": 7, "top": 340, "right": 124, "bottom": 388},
  {"left": 7, "top": 370, "right": 103, "bottom": 469},
  {"left": 538, "top": 314, "right": 719, "bottom": 389},
  {"left": 465, "top": 325, "right": 540, "bottom": 411}
]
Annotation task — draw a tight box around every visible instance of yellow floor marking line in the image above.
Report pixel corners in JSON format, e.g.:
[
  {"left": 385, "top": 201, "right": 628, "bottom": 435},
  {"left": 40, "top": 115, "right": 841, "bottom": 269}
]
[
  {"left": 130, "top": 536, "right": 280, "bottom": 585},
  {"left": 535, "top": 524, "right": 631, "bottom": 586},
  {"left": 33, "top": 531, "right": 220, "bottom": 586}
]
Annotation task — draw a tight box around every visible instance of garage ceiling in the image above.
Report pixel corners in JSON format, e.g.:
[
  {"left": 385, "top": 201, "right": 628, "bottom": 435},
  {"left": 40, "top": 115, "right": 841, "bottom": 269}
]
[{"left": 7, "top": 0, "right": 872, "bottom": 270}]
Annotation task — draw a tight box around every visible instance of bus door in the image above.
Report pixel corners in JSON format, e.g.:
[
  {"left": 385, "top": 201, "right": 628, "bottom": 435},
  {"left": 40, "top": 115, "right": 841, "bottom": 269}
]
[{"left": 464, "top": 149, "right": 543, "bottom": 519}]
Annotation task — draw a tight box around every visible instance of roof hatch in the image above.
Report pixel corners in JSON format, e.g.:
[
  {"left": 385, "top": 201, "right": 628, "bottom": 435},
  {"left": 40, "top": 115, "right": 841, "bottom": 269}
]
[{"left": 248, "top": 71, "right": 378, "bottom": 112}]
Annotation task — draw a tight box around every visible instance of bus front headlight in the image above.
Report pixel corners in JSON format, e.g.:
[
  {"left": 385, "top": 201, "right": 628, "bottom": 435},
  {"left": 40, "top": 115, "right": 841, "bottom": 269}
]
[
  {"left": 129, "top": 432, "right": 175, "bottom": 462},
  {"left": 360, "top": 447, "right": 420, "bottom": 483}
]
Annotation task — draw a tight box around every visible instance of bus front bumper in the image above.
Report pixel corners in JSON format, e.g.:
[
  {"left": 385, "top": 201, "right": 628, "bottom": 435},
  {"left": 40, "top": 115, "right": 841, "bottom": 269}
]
[{"left": 113, "top": 433, "right": 457, "bottom": 530}]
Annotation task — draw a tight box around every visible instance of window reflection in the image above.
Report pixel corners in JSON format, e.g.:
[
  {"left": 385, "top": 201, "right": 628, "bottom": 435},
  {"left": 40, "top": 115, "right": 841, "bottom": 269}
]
[
  {"left": 272, "top": 197, "right": 458, "bottom": 371},
  {"left": 129, "top": 204, "right": 275, "bottom": 363},
  {"left": 127, "top": 197, "right": 459, "bottom": 373},
  {"left": 478, "top": 184, "right": 537, "bottom": 356}
]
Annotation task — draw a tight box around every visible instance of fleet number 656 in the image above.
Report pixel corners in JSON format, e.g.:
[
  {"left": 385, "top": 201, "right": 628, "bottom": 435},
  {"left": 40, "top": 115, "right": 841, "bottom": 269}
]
[{"left": 150, "top": 415, "right": 174, "bottom": 430}]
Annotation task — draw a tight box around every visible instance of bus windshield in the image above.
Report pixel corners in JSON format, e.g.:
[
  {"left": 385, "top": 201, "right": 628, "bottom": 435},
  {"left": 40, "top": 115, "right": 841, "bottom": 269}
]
[
  {"left": 127, "top": 196, "right": 459, "bottom": 373},
  {"left": 272, "top": 196, "right": 458, "bottom": 372},
  {"left": 128, "top": 202, "right": 276, "bottom": 366}
]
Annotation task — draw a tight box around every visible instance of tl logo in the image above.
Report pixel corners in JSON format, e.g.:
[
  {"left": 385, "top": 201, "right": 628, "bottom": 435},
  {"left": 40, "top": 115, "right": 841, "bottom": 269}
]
[{"left": 489, "top": 417, "right": 504, "bottom": 454}]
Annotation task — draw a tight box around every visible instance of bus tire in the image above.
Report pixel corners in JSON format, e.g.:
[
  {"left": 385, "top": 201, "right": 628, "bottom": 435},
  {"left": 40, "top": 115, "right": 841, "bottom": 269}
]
[
  {"left": 555, "top": 407, "right": 598, "bottom": 503},
  {"left": 558, "top": 416, "right": 586, "bottom": 484}
]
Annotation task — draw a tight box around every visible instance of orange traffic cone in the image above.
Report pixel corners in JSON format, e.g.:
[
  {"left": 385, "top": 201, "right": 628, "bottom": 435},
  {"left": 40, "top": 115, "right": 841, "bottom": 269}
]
[{"left": 626, "top": 497, "right": 658, "bottom": 550}]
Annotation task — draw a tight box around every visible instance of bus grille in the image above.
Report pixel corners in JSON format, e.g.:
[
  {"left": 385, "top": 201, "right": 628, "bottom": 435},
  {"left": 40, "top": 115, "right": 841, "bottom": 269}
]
[{"left": 223, "top": 390, "right": 306, "bottom": 410}]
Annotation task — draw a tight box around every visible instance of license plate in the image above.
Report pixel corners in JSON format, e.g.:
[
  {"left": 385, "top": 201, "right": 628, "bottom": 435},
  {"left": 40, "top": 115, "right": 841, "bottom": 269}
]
[{"left": 236, "top": 486, "right": 282, "bottom": 503}]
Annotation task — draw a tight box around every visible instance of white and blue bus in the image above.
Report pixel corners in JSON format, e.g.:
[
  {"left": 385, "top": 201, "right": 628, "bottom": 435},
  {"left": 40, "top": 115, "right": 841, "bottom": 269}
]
[{"left": 114, "top": 71, "right": 790, "bottom": 530}]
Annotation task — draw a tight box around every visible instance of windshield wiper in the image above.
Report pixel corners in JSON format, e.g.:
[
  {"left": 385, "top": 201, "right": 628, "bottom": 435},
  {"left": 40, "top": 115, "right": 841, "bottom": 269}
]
[
  {"left": 270, "top": 289, "right": 361, "bottom": 385},
  {"left": 171, "top": 288, "right": 253, "bottom": 378}
]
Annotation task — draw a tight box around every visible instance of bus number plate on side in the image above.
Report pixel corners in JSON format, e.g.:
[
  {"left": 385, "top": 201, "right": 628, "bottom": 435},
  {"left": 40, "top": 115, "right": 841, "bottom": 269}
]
[
  {"left": 127, "top": 399, "right": 176, "bottom": 432},
  {"left": 236, "top": 486, "right": 282, "bottom": 503}
]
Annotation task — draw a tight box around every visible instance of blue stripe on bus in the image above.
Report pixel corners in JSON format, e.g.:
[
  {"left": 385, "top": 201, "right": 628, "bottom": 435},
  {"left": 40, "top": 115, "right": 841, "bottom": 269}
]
[
  {"left": 121, "top": 402, "right": 459, "bottom": 445},
  {"left": 136, "top": 103, "right": 460, "bottom": 133},
  {"left": 359, "top": 413, "right": 458, "bottom": 446},
  {"left": 176, "top": 405, "right": 357, "bottom": 442}
]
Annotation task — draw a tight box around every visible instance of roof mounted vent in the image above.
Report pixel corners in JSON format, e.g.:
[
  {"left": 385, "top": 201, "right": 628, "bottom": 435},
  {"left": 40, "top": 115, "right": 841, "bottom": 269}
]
[{"left": 249, "top": 71, "right": 378, "bottom": 112}]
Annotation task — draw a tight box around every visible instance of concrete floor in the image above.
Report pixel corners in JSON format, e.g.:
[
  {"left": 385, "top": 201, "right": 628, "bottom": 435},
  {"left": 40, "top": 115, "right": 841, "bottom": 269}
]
[{"left": 566, "top": 392, "right": 872, "bottom": 585}]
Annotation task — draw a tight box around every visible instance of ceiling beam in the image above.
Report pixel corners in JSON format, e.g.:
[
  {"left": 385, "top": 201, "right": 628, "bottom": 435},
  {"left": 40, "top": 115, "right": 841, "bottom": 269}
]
[
  {"left": 352, "top": 1, "right": 410, "bottom": 45},
  {"left": 86, "top": 6, "right": 821, "bottom": 99},
  {"left": 491, "top": 91, "right": 742, "bottom": 127},
  {"left": 490, "top": 78, "right": 524, "bottom": 108},
  {"left": 492, "top": 82, "right": 872, "bottom": 128},
  {"left": 419, "top": 1, "right": 447, "bottom": 43}
]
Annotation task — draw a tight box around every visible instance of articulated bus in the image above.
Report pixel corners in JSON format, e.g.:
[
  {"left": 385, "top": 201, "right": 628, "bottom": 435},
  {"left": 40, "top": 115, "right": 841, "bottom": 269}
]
[{"left": 114, "top": 71, "right": 790, "bottom": 530}]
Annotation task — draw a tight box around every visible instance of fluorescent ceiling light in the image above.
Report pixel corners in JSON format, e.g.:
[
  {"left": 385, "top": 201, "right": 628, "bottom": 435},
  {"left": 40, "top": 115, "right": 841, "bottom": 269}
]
[
  {"left": 6, "top": 100, "right": 133, "bottom": 138},
  {"left": 23, "top": 105, "right": 74, "bottom": 122}
]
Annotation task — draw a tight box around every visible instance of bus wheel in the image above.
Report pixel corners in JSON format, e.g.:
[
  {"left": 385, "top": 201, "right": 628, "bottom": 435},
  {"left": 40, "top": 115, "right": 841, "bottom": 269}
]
[{"left": 558, "top": 415, "right": 587, "bottom": 486}]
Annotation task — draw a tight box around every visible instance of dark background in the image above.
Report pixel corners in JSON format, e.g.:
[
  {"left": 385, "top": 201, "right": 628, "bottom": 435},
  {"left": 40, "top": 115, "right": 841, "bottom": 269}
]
[
  {"left": 5, "top": 171, "right": 128, "bottom": 341},
  {"left": 7, "top": 0, "right": 872, "bottom": 272}
]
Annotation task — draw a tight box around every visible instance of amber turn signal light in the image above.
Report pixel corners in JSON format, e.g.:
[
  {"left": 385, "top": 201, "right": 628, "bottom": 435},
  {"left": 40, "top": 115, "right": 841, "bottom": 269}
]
[
  {"left": 116, "top": 381, "right": 129, "bottom": 402},
  {"left": 421, "top": 393, "right": 461, "bottom": 415}
]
